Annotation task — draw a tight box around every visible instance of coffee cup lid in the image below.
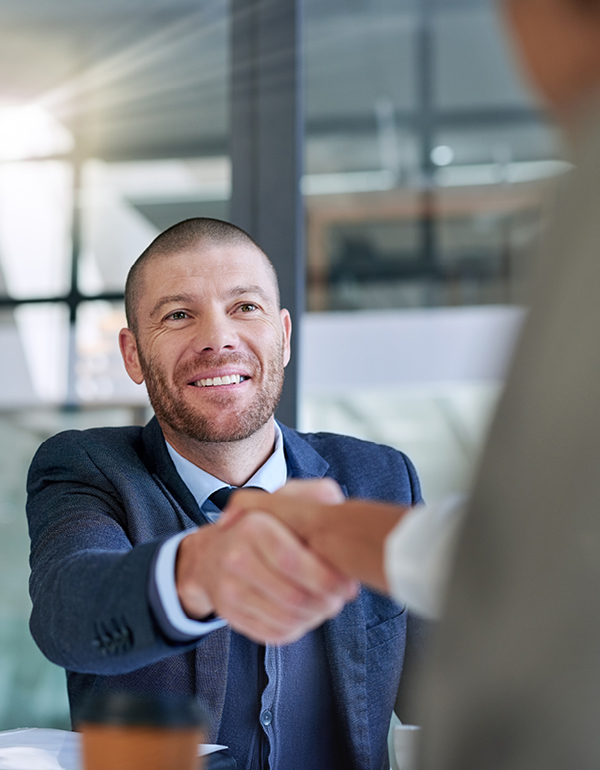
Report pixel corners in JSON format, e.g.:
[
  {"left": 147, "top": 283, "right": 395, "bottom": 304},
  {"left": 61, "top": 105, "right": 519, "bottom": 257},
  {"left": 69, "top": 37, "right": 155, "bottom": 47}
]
[{"left": 76, "top": 692, "right": 209, "bottom": 729}]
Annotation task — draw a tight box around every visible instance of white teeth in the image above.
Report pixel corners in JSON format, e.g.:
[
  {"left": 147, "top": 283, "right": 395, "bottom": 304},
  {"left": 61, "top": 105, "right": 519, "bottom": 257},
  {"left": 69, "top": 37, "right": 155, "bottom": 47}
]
[{"left": 196, "top": 374, "right": 242, "bottom": 387}]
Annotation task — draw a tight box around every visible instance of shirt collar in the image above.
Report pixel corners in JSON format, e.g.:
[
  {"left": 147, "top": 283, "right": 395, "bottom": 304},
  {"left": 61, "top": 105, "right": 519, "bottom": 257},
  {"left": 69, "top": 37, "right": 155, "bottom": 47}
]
[{"left": 165, "top": 422, "right": 288, "bottom": 511}]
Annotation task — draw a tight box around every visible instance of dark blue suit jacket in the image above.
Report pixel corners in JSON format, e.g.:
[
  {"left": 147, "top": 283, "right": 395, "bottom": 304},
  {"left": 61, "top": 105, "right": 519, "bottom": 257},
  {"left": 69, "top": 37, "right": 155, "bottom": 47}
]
[{"left": 27, "top": 418, "right": 422, "bottom": 770}]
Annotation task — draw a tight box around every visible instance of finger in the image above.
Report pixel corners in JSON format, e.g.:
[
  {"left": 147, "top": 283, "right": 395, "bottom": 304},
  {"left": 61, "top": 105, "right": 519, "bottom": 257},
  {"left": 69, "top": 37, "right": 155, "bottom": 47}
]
[
  {"left": 225, "top": 480, "right": 344, "bottom": 523},
  {"left": 222, "top": 533, "right": 340, "bottom": 621},
  {"left": 223, "top": 490, "right": 331, "bottom": 543},
  {"left": 224, "top": 600, "right": 329, "bottom": 645},
  {"left": 277, "top": 478, "right": 345, "bottom": 504},
  {"left": 217, "top": 574, "right": 340, "bottom": 644},
  {"left": 222, "top": 514, "right": 352, "bottom": 620},
  {"left": 218, "top": 489, "right": 273, "bottom": 529}
]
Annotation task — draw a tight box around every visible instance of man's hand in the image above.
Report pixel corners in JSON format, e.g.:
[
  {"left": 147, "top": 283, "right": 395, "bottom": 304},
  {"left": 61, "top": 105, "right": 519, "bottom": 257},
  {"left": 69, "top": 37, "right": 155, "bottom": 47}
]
[{"left": 175, "top": 512, "right": 358, "bottom": 645}]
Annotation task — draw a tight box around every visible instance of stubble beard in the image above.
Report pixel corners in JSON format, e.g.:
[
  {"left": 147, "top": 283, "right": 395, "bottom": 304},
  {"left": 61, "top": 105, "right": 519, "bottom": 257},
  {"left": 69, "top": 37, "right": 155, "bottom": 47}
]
[{"left": 138, "top": 348, "right": 285, "bottom": 444}]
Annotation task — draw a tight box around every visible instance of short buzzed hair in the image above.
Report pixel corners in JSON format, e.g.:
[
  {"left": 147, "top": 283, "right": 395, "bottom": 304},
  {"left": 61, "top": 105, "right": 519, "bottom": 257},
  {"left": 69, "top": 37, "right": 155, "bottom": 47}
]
[{"left": 124, "top": 218, "right": 279, "bottom": 335}]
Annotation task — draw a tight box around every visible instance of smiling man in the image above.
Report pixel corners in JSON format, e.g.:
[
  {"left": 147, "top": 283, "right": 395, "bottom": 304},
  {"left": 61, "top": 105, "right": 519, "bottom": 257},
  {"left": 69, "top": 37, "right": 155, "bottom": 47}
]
[{"left": 26, "top": 218, "right": 423, "bottom": 770}]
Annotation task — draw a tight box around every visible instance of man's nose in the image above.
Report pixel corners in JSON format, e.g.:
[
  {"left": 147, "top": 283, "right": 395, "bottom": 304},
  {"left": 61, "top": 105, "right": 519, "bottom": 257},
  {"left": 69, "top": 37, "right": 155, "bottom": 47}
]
[{"left": 192, "top": 313, "right": 238, "bottom": 353}]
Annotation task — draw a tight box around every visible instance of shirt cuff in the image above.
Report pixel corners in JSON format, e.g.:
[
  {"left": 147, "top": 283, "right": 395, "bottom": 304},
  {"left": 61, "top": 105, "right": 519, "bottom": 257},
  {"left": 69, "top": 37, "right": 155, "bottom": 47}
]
[
  {"left": 384, "top": 496, "right": 466, "bottom": 620},
  {"left": 149, "top": 530, "right": 227, "bottom": 641}
]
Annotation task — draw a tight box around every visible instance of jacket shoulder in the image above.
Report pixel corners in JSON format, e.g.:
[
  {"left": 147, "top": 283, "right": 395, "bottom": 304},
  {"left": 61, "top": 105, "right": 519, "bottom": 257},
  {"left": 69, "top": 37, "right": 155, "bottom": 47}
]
[
  {"left": 32, "top": 424, "right": 144, "bottom": 455},
  {"left": 27, "top": 425, "right": 145, "bottom": 495}
]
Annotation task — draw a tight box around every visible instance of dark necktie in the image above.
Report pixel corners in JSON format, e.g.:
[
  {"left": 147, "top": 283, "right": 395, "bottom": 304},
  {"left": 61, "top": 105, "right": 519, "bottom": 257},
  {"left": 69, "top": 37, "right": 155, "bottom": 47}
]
[
  {"left": 209, "top": 485, "right": 263, "bottom": 512},
  {"left": 209, "top": 486, "right": 236, "bottom": 511}
]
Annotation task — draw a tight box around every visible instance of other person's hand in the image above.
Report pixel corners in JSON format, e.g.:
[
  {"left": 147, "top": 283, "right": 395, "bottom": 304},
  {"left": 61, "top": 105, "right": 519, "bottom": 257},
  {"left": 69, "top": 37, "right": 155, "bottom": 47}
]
[
  {"left": 225, "top": 480, "right": 410, "bottom": 593},
  {"left": 220, "top": 478, "right": 344, "bottom": 532}
]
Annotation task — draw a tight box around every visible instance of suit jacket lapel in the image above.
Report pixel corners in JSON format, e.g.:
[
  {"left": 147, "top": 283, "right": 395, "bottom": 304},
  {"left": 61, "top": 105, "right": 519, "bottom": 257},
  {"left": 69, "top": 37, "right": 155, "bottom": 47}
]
[
  {"left": 279, "top": 422, "right": 349, "bottom": 496},
  {"left": 281, "top": 423, "right": 369, "bottom": 768},
  {"left": 141, "top": 417, "right": 209, "bottom": 526}
]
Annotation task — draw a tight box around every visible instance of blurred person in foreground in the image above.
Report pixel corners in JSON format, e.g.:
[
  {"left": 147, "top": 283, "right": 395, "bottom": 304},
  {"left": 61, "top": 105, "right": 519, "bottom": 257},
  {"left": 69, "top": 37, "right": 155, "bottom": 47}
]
[
  {"left": 229, "top": 0, "right": 600, "bottom": 765},
  {"left": 26, "top": 217, "right": 424, "bottom": 770}
]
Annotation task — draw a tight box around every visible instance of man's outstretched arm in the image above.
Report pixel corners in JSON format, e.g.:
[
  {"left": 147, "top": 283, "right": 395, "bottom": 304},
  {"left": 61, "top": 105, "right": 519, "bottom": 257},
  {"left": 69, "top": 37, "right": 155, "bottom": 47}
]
[{"left": 27, "top": 434, "right": 358, "bottom": 674}]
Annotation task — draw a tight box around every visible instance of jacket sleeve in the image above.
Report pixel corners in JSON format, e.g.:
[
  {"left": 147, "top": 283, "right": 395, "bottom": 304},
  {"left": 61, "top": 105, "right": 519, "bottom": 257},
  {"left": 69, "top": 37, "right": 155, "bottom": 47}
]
[{"left": 26, "top": 431, "right": 203, "bottom": 675}]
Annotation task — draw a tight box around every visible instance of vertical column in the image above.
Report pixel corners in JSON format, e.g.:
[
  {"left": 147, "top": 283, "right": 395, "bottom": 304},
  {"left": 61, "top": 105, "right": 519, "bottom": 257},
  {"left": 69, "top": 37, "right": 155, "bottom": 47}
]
[
  {"left": 416, "top": 0, "right": 437, "bottom": 295},
  {"left": 65, "top": 152, "right": 84, "bottom": 409},
  {"left": 230, "top": 0, "right": 304, "bottom": 428}
]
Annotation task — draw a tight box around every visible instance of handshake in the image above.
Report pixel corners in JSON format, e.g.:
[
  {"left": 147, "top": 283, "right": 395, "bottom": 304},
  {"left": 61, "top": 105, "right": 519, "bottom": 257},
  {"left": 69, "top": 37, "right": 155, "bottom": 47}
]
[{"left": 176, "top": 480, "right": 408, "bottom": 645}]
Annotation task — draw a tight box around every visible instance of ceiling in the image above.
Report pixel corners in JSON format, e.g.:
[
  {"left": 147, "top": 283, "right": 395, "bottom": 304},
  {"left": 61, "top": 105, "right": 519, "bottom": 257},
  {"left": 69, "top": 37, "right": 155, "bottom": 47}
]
[{"left": 0, "top": 0, "right": 535, "bottom": 161}]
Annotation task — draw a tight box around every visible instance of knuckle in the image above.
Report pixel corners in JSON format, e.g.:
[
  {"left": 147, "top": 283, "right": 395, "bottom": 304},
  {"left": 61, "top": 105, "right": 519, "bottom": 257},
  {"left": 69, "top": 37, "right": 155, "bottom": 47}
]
[
  {"left": 240, "top": 511, "right": 268, "bottom": 536},
  {"left": 282, "top": 587, "right": 309, "bottom": 612}
]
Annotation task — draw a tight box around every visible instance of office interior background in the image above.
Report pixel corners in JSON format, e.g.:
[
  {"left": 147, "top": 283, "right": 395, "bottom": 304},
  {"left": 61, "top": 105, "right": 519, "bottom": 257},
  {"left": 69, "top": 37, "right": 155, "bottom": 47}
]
[{"left": 0, "top": 0, "right": 562, "bottom": 732}]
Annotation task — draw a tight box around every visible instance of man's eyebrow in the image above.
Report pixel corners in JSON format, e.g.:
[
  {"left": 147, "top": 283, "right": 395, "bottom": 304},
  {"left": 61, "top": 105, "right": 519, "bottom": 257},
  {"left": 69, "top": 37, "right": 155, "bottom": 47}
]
[
  {"left": 149, "top": 294, "right": 196, "bottom": 319},
  {"left": 149, "top": 286, "right": 273, "bottom": 319},
  {"left": 227, "top": 285, "right": 272, "bottom": 303}
]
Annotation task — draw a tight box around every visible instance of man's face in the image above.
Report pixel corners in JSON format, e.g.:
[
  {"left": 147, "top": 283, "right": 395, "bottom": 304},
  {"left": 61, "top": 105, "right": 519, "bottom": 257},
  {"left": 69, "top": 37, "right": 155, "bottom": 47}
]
[{"left": 120, "top": 242, "right": 291, "bottom": 444}]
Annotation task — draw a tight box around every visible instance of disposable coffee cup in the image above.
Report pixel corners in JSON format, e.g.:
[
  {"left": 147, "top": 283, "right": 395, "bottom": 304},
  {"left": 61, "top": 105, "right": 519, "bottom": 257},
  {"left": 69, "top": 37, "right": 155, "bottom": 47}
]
[{"left": 77, "top": 692, "right": 208, "bottom": 770}]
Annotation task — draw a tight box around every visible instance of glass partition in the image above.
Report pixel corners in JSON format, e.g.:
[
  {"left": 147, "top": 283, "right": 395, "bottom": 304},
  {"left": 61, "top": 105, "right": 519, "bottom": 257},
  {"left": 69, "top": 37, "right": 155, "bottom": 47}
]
[{"left": 303, "top": 0, "right": 562, "bottom": 312}]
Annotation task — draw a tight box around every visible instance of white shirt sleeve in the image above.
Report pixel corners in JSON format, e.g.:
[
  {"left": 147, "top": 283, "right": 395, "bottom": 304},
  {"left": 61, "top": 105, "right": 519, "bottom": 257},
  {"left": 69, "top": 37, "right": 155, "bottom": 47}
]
[
  {"left": 384, "top": 497, "right": 466, "bottom": 619},
  {"left": 153, "top": 531, "right": 227, "bottom": 638}
]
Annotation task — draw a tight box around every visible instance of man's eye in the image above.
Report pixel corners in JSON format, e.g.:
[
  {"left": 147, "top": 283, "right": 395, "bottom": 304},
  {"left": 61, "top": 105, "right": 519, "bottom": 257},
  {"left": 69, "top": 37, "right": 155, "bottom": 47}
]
[
  {"left": 168, "top": 311, "right": 188, "bottom": 321},
  {"left": 239, "top": 303, "right": 258, "bottom": 312}
]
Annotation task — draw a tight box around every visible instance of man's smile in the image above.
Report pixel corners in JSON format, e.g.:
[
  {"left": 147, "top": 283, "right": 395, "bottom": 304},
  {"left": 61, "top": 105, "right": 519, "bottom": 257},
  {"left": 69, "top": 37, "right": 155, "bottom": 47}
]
[{"left": 190, "top": 374, "right": 251, "bottom": 388}]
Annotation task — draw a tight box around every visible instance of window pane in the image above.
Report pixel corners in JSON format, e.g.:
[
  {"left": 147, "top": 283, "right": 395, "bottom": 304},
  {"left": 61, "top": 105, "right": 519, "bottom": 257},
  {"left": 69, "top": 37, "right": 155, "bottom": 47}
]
[
  {"left": 433, "top": 6, "right": 530, "bottom": 110},
  {"left": 303, "top": 0, "right": 562, "bottom": 312},
  {"left": 0, "top": 304, "right": 69, "bottom": 407},
  {"left": 75, "top": 300, "right": 148, "bottom": 405},
  {"left": 0, "top": 162, "right": 72, "bottom": 299},
  {"left": 79, "top": 156, "right": 230, "bottom": 295}
]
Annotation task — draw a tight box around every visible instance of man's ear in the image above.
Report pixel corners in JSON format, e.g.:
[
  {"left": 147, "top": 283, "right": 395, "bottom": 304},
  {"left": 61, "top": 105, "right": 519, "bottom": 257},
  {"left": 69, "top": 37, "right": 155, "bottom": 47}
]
[
  {"left": 119, "top": 328, "right": 145, "bottom": 385},
  {"left": 280, "top": 309, "right": 292, "bottom": 368}
]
